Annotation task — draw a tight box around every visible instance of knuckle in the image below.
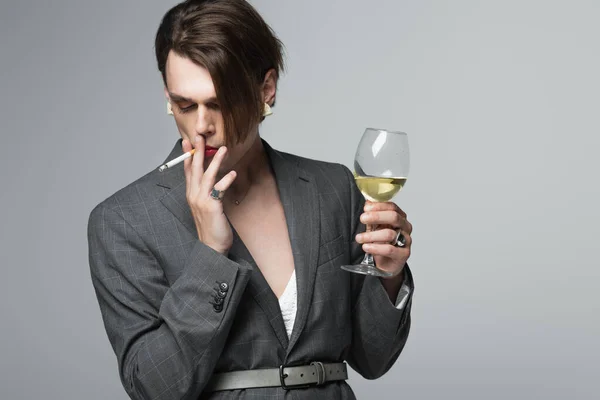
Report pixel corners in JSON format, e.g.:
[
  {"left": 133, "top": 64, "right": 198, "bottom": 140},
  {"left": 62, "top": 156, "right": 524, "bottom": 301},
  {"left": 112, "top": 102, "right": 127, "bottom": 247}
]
[
  {"left": 210, "top": 201, "right": 223, "bottom": 212},
  {"left": 195, "top": 202, "right": 206, "bottom": 213},
  {"left": 185, "top": 191, "right": 195, "bottom": 204}
]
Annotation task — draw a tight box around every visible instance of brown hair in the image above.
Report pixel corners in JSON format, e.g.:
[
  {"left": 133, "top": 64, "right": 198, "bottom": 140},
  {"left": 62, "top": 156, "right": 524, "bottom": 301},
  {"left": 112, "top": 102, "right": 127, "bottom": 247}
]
[{"left": 155, "top": 0, "right": 285, "bottom": 146}]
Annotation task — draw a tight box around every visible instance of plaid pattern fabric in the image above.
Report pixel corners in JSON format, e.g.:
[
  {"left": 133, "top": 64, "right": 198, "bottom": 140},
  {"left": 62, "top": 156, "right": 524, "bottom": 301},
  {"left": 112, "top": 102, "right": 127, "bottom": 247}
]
[{"left": 88, "top": 139, "right": 413, "bottom": 400}]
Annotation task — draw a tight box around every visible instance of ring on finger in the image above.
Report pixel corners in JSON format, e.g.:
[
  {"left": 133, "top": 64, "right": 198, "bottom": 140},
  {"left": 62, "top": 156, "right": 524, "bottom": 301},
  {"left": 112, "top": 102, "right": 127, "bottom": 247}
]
[
  {"left": 210, "top": 188, "right": 225, "bottom": 201},
  {"left": 392, "top": 230, "right": 406, "bottom": 247}
]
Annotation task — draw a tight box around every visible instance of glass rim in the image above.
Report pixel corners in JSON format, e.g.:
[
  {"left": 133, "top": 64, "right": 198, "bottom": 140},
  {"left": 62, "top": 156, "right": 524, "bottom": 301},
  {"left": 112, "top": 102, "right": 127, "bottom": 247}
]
[{"left": 365, "top": 127, "right": 408, "bottom": 135}]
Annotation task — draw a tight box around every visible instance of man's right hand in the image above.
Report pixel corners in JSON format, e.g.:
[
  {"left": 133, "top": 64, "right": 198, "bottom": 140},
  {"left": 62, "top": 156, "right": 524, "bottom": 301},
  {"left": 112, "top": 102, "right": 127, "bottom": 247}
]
[{"left": 183, "top": 136, "right": 237, "bottom": 255}]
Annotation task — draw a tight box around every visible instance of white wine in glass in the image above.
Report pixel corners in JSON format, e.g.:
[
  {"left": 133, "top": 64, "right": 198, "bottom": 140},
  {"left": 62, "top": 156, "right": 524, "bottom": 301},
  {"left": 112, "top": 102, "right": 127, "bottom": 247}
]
[
  {"left": 354, "top": 176, "right": 407, "bottom": 202},
  {"left": 341, "top": 128, "right": 410, "bottom": 277}
]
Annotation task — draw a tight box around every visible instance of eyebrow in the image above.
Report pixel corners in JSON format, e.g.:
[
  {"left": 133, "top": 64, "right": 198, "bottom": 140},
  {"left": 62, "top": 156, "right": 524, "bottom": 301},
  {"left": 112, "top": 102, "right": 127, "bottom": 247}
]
[{"left": 168, "top": 92, "right": 218, "bottom": 104}]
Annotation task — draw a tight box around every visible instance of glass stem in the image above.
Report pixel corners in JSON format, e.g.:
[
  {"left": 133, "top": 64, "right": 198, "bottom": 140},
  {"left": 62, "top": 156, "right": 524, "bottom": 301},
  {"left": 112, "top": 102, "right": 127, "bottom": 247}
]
[
  {"left": 361, "top": 223, "right": 377, "bottom": 266},
  {"left": 361, "top": 252, "right": 374, "bottom": 265}
]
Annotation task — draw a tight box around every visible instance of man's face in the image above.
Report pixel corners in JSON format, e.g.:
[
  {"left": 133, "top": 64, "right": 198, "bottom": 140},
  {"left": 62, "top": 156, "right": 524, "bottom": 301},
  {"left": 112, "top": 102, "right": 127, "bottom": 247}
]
[{"left": 164, "top": 51, "right": 257, "bottom": 175}]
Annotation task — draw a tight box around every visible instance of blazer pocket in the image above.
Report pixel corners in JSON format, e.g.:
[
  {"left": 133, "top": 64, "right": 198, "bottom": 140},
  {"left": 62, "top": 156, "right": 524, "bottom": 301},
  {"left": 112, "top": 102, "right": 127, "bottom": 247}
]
[{"left": 317, "top": 234, "right": 345, "bottom": 266}]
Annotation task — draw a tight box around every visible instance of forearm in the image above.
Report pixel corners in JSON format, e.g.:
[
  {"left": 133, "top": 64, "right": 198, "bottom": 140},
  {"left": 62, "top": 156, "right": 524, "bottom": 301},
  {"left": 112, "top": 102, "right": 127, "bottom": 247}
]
[
  {"left": 379, "top": 266, "right": 406, "bottom": 303},
  {"left": 89, "top": 206, "right": 252, "bottom": 399},
  {"left": 122, "top": 245, "right": 251, "bottom": 399},
  {"left": 342, "top": 164, "right": 414, "bottom": 378},
  {"left": 347, "top": 270, "right": 413, "bottom": 379}
]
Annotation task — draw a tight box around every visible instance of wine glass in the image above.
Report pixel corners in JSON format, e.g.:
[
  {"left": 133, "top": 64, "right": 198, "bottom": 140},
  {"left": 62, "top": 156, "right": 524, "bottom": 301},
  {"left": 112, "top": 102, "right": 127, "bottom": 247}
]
[{"left": 340, "top": 128, "right": 410, "bottom": 277}]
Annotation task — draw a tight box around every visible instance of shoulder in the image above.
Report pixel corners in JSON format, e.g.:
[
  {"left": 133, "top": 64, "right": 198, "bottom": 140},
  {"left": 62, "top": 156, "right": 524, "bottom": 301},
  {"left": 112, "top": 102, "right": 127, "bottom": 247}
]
[
  {"left": 88, "top": 165, "right": 166, "bottom": 224},
  {"left": 273, "top": 147, "right": 363, "bottom": 233},
  {"left": 273, "top": 148, "right": 360, "bottom": 214},
  {"left": 90, "top": 139, "right": 185, "bottom": 220},
  {"left": 276, "top": 148, "right": 353, "bottom": 187}
]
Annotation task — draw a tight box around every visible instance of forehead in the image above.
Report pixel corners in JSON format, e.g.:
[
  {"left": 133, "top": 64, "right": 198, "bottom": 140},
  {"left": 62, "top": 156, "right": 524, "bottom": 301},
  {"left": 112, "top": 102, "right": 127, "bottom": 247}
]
[{"left": 165, "top": 51, "right": 215, "bottom": 99}]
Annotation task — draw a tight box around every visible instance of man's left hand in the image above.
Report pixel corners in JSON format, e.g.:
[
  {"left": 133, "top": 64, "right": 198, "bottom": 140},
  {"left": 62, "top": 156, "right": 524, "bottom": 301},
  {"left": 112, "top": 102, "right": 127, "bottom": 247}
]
[{"left": 355, "top": 200, "right": 412, "bottom": 278}]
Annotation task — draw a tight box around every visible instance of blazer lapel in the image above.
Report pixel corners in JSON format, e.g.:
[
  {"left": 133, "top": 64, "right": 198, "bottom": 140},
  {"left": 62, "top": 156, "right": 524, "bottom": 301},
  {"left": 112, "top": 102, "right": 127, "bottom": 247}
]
[
  {"left": 263, "top": 141, "right": 321, "bottom": 355},
  {"left": 229, "top": 232, "right": 289, "bottom": 349},
  {"left": 157, "top": 139, "right": 198, "bottom": 236}
]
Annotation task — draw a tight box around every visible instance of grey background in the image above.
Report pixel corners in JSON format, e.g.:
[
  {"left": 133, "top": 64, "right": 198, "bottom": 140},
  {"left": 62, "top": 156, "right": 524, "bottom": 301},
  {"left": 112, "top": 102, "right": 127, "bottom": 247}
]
[{"left": 0, "top": 0, "right": 598, "bottom": 399}]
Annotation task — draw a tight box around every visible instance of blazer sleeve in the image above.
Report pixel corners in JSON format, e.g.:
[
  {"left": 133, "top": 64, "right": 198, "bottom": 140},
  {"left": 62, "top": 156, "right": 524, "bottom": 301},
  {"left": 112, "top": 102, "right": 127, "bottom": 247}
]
[
  {"left": 87, "top": 204, "right": 252, "bottom": 400},
  {"left": 341, "top": 165, "right": 414, "bottom": 380}
]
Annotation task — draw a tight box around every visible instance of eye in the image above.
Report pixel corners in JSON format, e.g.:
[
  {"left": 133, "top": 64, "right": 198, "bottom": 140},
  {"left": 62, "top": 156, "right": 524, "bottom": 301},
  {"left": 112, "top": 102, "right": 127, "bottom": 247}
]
[
  {"left": 178, "top": 103, "right": 197, "bottom": 113},
  {"left": 206, "top": 102, "right": 220, "bottom": 110}
]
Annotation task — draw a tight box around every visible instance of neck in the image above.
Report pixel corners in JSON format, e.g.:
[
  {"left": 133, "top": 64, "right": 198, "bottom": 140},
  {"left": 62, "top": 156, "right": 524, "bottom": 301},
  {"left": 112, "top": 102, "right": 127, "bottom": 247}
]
[{"left": 226, "top": 135, "right": 270, "bottom": 202}]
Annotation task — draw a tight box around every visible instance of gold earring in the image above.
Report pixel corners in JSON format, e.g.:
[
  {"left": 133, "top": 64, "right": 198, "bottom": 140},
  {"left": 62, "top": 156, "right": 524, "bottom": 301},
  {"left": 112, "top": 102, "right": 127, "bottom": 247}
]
[
  {"left": 262, "top": 103, "right": 273, "bottom": 117},
  {"left": 167, "top": 102, "right": 174, "bottom": 115}
]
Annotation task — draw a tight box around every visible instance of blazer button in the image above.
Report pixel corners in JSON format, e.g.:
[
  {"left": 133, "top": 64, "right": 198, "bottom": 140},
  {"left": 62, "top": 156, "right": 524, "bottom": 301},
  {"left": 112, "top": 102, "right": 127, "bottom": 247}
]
[
  {"left": 213, "top": 296, "right": 224, "bottom": 305},
  {"left": 215, "top": 290, "right": 227, "bottom": 299},
  {"left": 213, "top": 304, "right": 223, "bottom": 313},
  {"left": 219, "top": 283, "right": 229, "bottom": 292}
]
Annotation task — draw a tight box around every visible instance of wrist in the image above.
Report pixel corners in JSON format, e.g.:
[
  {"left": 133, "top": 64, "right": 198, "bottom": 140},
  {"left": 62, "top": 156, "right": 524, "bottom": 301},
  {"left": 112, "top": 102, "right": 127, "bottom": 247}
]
[
  {"left": 379, "top": 267, "right": 405, "bottom": 302},
  {"left": 197, "top": 233, "right": 230, "bottom": 256},
  {"left": 210, "top": 244, "right": 230, "bottom": 256}
]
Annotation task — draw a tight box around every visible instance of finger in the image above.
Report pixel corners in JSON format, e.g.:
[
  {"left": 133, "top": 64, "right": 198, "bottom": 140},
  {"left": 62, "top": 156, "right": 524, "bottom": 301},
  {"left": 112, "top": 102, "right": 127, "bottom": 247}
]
[
  {"left": 203, "top": 170, "right": 236, "bottom": 211},
  {"left": 355, "top": 228, "right": 397, "bottom": 244},
  {"left": 213, "top": 169, "right": 237, "bottom": 192},
  {"left": 190, "top": 135, "right": 205, "bottom": 185},
  {"left": 182, "top": 139, "right": 192, "bottom": 190},
  {"left": 378, "top": 219, "right": 413, "bottom": 236},
  {"left": 201, "top": 146, "right": 228, "bottom": 193},
  {"left": 362, "top": 243, "right": 408, "bottom": 259},
  {"left": 364, "top": 201, "right": 407, "bottom": 218},
  {"left": 361, "top": 210, "right": 410, "bottom": 231}
]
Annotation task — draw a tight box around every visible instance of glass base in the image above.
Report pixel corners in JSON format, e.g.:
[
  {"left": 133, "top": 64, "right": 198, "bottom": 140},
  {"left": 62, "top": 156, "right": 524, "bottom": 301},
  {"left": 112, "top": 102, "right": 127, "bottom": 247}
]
[{"left": 340, "top": 263, "right": 394, "bottom": 277}]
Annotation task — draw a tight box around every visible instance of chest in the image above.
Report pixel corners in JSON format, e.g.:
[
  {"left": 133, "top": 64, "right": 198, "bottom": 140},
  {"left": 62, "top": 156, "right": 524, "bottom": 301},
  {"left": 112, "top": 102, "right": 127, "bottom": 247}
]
[{"left": 227, "top": 191, "right": 295, "bottom": 299}]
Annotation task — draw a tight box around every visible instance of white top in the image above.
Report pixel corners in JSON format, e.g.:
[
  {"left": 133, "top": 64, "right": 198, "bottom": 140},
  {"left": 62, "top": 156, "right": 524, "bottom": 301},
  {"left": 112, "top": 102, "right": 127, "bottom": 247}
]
[
  {"left": 277, "top": 269, "right": 411, "bottom": 339},
  {"left": 278, "top": 270, "right": 298, "bottom": 339}
]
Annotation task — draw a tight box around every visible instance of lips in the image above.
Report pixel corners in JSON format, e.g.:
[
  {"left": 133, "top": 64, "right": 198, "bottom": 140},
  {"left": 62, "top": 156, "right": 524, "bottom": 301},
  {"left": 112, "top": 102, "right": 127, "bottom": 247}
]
[{"left": 204, "top": 146, "right": 218, "bottom": 157}]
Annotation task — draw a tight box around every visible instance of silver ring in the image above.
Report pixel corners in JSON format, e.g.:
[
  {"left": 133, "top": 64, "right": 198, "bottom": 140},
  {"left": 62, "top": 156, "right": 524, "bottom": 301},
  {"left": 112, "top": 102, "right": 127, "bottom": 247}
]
[
  {"left": 393, "top": 231, "right": 406, "bottom": 247},
  {"left": 210, "top": 188, "right": 225, "bottom": 201}
]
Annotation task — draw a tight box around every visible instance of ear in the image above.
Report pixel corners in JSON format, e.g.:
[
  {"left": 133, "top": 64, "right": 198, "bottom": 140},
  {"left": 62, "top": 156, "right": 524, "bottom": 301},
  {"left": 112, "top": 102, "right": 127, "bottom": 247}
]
[
  {"left": 262, "top": 69, "right": 278, "bottom": 106},
  {"left": 164, "top": 87, "right": 174, "bottom": 115}
]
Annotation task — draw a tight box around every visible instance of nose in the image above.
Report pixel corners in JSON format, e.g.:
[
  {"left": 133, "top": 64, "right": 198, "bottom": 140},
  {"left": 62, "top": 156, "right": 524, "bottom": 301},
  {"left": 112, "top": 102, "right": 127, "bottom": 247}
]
[{"left": 194, "top": 106, "right": 215, "bottom": 137}]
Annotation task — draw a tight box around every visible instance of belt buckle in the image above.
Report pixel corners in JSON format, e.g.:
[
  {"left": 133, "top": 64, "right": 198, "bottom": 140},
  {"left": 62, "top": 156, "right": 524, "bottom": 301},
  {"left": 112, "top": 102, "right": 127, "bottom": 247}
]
[{"left": 279, "top": 362, "right": 326, "bottom": 390}]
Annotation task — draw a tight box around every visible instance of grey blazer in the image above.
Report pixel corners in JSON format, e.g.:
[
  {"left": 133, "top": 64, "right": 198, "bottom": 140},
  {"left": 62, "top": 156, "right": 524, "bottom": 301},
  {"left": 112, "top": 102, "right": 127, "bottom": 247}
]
[{"left": 87, "top": 139, "right": 414, "bottom": 400}]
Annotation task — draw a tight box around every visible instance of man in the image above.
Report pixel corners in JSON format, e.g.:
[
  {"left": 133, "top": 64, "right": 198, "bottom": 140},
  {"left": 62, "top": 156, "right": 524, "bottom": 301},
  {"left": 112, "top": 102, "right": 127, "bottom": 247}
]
[{"left": 88, "top": 1, "right": 414, "bottom": 398}]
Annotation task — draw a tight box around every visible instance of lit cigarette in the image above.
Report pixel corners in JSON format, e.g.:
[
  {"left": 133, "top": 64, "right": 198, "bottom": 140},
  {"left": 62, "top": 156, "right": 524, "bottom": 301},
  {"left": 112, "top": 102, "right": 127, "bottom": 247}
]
[{"left": 158, "top": 148, "right": 196, "bottom": 172}]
